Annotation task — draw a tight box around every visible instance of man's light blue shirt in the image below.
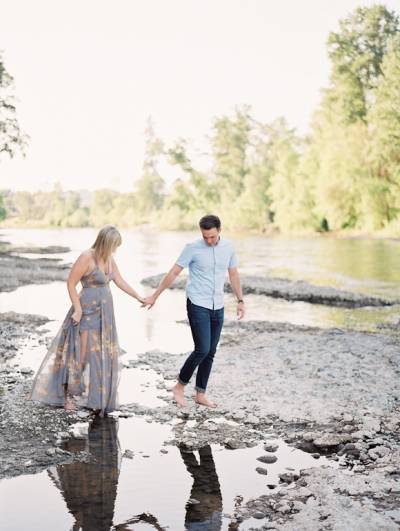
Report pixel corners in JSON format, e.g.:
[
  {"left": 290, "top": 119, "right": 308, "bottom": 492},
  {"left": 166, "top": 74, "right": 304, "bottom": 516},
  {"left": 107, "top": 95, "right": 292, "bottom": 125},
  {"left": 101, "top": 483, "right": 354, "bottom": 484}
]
[{"left": 176, "top": 237, "right": 238, "bottom": 310}]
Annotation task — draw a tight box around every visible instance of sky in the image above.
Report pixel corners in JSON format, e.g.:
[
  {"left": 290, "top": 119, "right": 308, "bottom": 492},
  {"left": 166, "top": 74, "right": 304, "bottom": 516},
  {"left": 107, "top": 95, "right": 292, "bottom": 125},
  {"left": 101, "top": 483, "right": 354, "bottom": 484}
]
[{"left": 1, "top": 0, "right": 399, "bottom": 192}]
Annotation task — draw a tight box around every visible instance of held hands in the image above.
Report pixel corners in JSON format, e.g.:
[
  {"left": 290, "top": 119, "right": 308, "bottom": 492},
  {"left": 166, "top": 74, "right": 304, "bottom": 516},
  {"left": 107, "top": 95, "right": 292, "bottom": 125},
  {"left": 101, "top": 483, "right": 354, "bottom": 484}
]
[{"left": 141, "top": 293, "right": 158, "bottom": 310}]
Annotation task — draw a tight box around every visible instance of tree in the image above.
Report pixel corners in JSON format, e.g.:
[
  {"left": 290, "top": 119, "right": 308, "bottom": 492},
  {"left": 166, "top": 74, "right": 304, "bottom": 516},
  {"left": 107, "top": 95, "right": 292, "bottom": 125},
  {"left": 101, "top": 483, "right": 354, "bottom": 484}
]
[
  {"left": 367, "top": 36, "right": 400, "bottom": 228},
  {"left": 327, "top": 5, "right": 399, "bottom": 122},
  {"left": 0, "top": 54, "right": 28, "bottom": 220},
  {"left": 211, "top": 106, "right": 252, "bottom": 203},
  {"left": 134, "top": 118, "right": 165, "bottom": 220},
  {"left": 0, "top": 54, "right": 27, "bottom": 159}
]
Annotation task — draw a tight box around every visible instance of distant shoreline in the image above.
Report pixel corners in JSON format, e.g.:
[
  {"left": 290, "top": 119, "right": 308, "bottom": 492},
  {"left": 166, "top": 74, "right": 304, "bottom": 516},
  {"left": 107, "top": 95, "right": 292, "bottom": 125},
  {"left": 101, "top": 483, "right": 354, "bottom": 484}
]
[{"left": 1, "top": 224, "right": 400, "bottom": 241}]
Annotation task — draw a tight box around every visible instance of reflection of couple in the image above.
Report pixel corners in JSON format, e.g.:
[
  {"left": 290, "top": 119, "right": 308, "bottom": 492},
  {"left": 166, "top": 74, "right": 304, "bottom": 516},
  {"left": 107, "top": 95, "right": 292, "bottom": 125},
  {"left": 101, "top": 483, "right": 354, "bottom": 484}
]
[
  {"left": 30, "top": 214, "right": 244, "bottom": 414},
  {"left": 49, "top": 416, "right": 223, "bottom": 530}
]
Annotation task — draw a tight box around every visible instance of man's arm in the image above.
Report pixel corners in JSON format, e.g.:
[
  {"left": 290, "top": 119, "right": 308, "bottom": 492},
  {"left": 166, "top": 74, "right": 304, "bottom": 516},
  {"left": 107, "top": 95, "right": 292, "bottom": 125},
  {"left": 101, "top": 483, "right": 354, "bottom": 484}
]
[
  {"left": 144, "top": 264, "right": 183, "bottom": 309},
  {"left": 228, "top": 266, "right": 245, "bottom": 320}
]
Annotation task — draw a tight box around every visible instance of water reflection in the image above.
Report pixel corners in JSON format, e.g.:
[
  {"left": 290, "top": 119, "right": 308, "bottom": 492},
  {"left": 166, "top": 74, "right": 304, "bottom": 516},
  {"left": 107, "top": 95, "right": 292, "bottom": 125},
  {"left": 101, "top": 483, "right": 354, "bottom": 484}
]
[
  {"left": 114, "top": 513, "right": 165, "bottom": 530},
  {"left": 48, "top": 417, "right": 121, "bottom": 531},
  {"left": 180, "top": 445, "right": 223, "bottom": 531},
  {"left": 47, "top": 419, "right": 226, "bottom": 531},
  {"left": 49, "top": 417, "right": 170, "bottom": 531}
]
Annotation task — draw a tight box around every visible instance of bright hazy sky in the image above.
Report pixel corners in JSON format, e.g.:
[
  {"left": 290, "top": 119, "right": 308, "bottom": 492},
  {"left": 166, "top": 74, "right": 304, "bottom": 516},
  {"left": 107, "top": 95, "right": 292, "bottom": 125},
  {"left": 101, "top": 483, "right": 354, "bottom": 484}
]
[{"left": 1, "top": 0, "right": 398, "bottom": 192}]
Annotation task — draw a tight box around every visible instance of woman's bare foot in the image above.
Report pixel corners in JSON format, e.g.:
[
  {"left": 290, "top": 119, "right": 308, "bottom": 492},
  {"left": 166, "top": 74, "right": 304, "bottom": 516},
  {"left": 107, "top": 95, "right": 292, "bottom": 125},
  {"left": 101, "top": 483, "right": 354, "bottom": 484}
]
[
  {"left": 172, "top": 383, "right": 187, "bottom": 407},
  {"left": 195, "top": 393, "right": 217, "bottom": 408},
  {"left": 64, "top": 395, "right": 77, "bottom": 412}
]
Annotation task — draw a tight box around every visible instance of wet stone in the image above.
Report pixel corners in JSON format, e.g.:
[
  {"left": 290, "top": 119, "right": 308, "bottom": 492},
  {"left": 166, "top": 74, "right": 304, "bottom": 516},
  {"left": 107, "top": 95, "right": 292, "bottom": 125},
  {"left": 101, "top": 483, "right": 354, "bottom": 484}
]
[
  {"left": 264, "top": 443, "right": 279, "bottom": 453},
  {"left": 313, "top": 433, "right": 352, "bottom": 448},
  {"left": 279, "top": 472, "right": 299, "bottom": 483},
  {"left": 257, "top": 454, "right": 278, "bottom": 464}
]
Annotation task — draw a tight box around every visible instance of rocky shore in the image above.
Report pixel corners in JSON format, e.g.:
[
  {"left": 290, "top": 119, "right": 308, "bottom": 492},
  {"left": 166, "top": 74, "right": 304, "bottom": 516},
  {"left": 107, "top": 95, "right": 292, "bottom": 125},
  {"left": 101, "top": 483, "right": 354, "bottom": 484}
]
[
  {"left": 0, "top": 312, "right": 92, "bottom": 480},
  {"left": 120, "top": 319, "right": 400, "bottom": 530},
  {"left": 142, "top": 273, "right": 398, "bottom": 308},
  {"left": 0, "top": 251, "right": 69, "bottom": 292}
]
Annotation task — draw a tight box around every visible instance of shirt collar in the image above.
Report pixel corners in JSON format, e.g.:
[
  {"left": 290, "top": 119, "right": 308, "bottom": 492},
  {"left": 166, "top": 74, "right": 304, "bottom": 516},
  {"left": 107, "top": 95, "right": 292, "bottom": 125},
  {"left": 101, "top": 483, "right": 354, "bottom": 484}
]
[{"left": 201, "top": 235, "right": 221, "bottom": 247}]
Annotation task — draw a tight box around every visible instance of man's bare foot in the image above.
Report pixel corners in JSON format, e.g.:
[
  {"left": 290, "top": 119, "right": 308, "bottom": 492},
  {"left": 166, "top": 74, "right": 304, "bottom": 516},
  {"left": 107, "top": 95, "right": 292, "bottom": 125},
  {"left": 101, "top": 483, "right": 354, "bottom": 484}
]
[
  {"left": 64, "top": 395, "right": 77, "bottom": 412},
  {"left": 195, "top": 393, "right": 217, "bottom": 408},
  {"left": 172, "top": 383, "right": 187, "bottom": 407}
]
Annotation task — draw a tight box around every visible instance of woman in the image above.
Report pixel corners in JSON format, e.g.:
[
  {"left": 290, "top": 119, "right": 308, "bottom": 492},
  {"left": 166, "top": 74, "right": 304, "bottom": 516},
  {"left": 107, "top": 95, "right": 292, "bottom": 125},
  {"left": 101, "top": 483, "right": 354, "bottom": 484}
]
[{"left": 29, "top": 225, "right": 144, "bottom": 416}]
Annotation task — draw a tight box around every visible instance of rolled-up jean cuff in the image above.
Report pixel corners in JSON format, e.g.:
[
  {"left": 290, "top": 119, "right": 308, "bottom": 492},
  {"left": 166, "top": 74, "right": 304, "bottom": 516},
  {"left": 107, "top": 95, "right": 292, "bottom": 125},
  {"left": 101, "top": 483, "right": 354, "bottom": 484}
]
[
  {"left": 178, "top": 376, "right": 188, "bottom": 386},
  {"left": 195, "top": 386, "right": 206, "bottom": 393}
]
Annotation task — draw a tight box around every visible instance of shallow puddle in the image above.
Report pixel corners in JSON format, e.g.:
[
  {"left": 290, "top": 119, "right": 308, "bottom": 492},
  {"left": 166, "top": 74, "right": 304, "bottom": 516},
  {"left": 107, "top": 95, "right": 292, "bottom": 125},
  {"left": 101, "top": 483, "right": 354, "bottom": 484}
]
[{"left": 0, "top": 414, "right": 335, "bottom": 531}]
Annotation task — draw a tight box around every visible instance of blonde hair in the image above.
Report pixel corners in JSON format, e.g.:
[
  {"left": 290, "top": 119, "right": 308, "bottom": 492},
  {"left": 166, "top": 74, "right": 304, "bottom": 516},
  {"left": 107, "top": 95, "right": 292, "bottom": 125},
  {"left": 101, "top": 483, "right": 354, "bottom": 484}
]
[{"left": 91, "top": 225, "right": 122, "bottom": 263}]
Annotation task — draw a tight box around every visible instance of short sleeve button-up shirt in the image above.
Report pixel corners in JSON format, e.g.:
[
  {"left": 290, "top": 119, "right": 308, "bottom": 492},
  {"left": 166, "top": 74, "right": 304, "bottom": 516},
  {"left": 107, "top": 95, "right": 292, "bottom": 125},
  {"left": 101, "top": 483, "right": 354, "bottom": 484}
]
[{"left": 176, "top": 237, "right": 238, "bottom": 310}]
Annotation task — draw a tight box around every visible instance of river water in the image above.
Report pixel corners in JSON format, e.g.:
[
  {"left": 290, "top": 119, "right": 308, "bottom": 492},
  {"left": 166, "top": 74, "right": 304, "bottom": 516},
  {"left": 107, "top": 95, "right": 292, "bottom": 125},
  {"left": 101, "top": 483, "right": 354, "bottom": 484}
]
[{"left": 0, "top": 228, "right": 398, "bottom": 530}]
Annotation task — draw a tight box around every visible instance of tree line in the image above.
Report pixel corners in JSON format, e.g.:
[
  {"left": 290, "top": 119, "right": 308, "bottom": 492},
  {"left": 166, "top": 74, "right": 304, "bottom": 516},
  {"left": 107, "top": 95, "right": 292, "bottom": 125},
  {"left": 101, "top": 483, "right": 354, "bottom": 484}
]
[{"left": 1, "top": 5, "right": 400, "bottom": 233}]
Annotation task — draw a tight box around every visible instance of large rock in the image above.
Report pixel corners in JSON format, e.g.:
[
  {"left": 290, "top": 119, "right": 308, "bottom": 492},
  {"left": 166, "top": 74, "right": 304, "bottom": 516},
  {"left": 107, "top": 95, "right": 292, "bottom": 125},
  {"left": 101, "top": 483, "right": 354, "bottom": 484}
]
[
  {"left": 141, "top": 273, "right": 397, "bottom": 308},
  {"left": 0, "top": 252, "right": 69, "bottom": 292}
]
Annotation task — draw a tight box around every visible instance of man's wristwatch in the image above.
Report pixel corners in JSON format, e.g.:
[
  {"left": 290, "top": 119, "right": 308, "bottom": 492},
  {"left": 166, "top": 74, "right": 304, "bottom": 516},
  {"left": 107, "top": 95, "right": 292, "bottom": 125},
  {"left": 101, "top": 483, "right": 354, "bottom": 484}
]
[{"left": 237, "top": 299, "right": 244, "bottom": 304}]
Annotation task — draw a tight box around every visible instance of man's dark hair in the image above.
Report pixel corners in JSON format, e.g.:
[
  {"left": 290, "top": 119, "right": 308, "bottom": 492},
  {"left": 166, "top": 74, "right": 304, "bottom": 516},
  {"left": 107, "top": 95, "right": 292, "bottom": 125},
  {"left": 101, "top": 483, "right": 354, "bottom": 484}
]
[{"left": 199, "top": 214, "right": 221, "bottom": 230}]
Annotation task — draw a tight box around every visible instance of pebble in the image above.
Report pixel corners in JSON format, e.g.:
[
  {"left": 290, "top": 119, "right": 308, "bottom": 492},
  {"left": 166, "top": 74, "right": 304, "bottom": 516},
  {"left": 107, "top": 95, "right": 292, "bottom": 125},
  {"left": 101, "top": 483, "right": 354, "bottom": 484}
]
[
  {"left": 292, "top": 500, "right": 305, "bottom": 511},
  {"left": 231, "top": 411, "right": 245, "bottom": 421},
  {"left": 264, "top": 443, "right": 279, "bottom": 453},
  {"left": 313, "top": 434, "right": 351, "bottom": 448},
  {"left": 279, "top": 472, "right": 299, "bottom": 483},
  {"left": 245, "top": 415, "right": 260, "bottom": 424},
  {"left": 253, "top": 511, "right": 266, "bottom": 519},
  {"left": 255, "top": 467, "right": 268, "bottom": 475},
  {"left": 276, "top": 502, "right": 291, "bottom": 514},
  {"left": 257, "top": 454, "right": 278, "bottom": 464},
  {"left": 342, "top": 414, "right": 354, "bottom": 423},
  {"left": 294, "top": 487, "right": 310, "bottom": 497}
]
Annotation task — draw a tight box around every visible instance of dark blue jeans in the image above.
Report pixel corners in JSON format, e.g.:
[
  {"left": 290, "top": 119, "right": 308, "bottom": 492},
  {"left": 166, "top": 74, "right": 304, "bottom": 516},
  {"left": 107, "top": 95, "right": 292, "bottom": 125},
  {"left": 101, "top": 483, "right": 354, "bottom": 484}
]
[{"left": 178, "top": 298, "right": 224, "bottom": 392}]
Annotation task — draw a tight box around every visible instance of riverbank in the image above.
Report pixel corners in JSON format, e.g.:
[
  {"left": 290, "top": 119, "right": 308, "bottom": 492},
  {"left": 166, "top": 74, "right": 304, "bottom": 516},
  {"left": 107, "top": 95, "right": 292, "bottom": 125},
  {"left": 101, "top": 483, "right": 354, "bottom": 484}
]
[
  {"left": 0, "top": 238, "right": 399, "bottom": 529},
  {"left": 1, "top": 311, "right": 399, "bottom": 529}
]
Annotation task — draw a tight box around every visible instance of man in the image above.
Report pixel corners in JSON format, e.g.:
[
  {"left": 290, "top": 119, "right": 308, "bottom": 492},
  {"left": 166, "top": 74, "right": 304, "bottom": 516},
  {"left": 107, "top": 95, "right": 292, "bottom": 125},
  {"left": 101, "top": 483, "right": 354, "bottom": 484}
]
[{"left": 144, "top": 214, "right": 245, "bottom": 408}]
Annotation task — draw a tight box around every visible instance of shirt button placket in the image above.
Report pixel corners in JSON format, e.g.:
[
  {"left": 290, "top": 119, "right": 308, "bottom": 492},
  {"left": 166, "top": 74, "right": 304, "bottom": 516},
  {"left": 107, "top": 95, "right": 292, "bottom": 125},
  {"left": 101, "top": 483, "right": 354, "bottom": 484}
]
[{"left": 213, "top": 245, "right": 216, "bottom": 310}]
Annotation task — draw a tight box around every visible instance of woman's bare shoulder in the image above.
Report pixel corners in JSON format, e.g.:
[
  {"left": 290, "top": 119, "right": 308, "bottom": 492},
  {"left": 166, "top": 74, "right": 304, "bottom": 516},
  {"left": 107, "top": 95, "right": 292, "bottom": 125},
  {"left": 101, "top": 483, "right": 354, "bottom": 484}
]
[
  {"left": 74, "top": 249, "right": 94, "bottom": 267},
  {"left": 81, "top": 249, "right": 94, "bottom": 259}
]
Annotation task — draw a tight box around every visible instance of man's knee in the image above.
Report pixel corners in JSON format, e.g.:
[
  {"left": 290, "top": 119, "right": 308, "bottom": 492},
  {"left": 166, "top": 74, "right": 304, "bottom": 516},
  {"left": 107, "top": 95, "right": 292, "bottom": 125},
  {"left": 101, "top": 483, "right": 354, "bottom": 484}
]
[{"left": 193, "top": 347, "right": 211, "bottom": 361}]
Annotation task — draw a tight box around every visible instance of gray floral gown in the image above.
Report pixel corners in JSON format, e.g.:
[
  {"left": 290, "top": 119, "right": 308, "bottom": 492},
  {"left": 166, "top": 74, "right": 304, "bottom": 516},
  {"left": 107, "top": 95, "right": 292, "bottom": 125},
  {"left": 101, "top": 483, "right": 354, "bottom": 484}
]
[{"left": 29, "top": 263, "right": 121, "bottom": 414}]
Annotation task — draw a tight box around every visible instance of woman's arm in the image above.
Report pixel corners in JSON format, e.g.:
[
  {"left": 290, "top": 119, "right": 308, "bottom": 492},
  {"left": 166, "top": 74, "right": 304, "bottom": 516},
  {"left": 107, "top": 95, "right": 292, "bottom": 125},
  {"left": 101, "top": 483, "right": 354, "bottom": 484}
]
[
  {"left": 111, "top": 258, "right": 144, "bottom": 303},
  {"left": 67, "top": 252, "right": 91, "bottom": 323}
]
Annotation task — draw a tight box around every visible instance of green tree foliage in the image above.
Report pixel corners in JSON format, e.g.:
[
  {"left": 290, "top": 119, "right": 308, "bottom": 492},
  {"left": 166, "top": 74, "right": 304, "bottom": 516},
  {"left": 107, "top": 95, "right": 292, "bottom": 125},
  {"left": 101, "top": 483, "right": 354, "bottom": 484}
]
[
  {"left": 2, "top": 5, "right": 400, "bottom": 234},
  {"left": 211, "top": 106, "right": 251, "bottom": 204},
  {"left": 327, "top": 5, "right": 399, "bottom": 123},
  {"left": 366, "top": 36, "right": 400, "bottom": 228},
  {"left": 134, "top": 118, "right": 165, "bottom": 221},
  {"left": 302, "top": 5, "right": 400, "bottom": 232}
]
